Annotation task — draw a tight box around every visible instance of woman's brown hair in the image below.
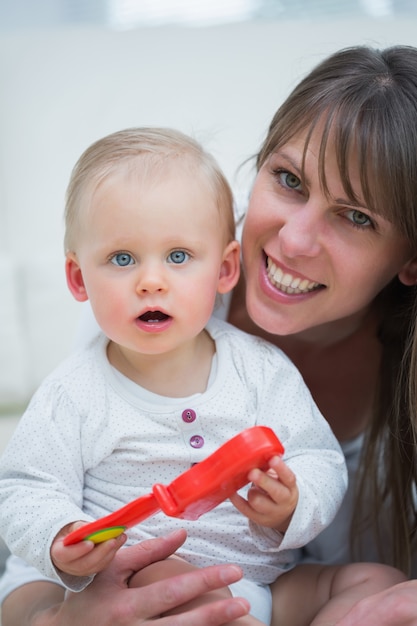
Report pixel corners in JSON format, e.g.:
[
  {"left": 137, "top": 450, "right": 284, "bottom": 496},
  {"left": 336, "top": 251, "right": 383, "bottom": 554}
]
[{"left": 257, "top": 45, "right": 417, "bottom": 574}]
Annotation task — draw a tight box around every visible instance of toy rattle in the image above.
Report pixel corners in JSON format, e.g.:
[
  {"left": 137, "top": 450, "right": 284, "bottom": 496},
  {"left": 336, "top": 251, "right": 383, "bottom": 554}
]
[{"left": 64, "top": 425, "right": 284, "bottom": 546}]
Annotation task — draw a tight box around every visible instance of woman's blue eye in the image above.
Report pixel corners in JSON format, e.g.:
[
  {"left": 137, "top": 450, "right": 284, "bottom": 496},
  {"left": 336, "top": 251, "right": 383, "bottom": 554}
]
[
  {"left": 111, "top": 253, "right": 134, "bottom": 266},
  {"left": 279, "top": 170, "right": 301, "bottom": 190},
  {"left": 346, "top": 209, "right": 372, "bottom": 228},
  {"left": 168, "top": 250, "right": 188, "bottom": 264}
]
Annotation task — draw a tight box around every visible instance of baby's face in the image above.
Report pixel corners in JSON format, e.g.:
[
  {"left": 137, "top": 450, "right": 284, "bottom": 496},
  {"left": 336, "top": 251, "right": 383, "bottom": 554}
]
[{"left": 67, "top": 166, "right": 237, "bottom": 358}]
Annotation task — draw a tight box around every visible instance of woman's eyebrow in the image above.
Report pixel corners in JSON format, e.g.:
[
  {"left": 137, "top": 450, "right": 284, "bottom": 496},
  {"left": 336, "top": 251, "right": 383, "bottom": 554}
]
[
  {"left": 334, "top": 196, "right": 367, "bottom": 210},
  {"left": 276, "top": 150, "right": 312, "bottom": 185},
  {"left": 277, "top": 149, "right": 368, "bottom": 211},
  {"left": 278, "top": 151, "right": 303, "bottom": 177}
]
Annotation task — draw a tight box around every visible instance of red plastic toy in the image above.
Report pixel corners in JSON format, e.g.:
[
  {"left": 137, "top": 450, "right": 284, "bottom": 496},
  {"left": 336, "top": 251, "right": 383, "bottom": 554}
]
[{"left": 64, "top": 425, "right": 284, "bottom": 546}]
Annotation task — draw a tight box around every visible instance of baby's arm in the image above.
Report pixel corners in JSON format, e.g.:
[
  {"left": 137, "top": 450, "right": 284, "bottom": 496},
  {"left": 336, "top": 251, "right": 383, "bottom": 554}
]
[
  {"left": 0, "top": 379, "right": 93, "bottom": 582},
  {"left": 234, "top": 339, "right": 347, "bottom": 550},
  {"left": 229, "top": 456, "right": 298, "bottom": 533},
  {"left": 50, "top": 522, "right": 126, "bottom": 577}
]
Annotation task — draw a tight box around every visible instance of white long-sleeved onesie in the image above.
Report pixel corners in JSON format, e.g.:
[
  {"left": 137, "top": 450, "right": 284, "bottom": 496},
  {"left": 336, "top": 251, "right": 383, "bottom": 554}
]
[{"left": 0, "top": 318, "right": 346, "bottom": 593}]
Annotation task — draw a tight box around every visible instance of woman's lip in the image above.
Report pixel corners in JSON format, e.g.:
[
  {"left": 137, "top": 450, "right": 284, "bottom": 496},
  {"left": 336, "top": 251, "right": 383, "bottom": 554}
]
[{"left": 262, "top": 254, "right": 324, "bottom": 298}]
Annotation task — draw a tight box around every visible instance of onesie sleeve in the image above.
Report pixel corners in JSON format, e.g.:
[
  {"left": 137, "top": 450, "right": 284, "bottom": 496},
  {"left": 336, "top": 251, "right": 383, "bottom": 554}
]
[
  {"left": 0, "top": 379, "right": 94, "bottom": 590},
  {"left": 248, "top": 340, "right": 348, "bottom": 552}
]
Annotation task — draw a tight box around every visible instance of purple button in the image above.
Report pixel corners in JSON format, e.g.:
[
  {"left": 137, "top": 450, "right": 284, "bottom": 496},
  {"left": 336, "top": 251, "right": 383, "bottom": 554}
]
[
  {"left": 189, "top": 435, "right": 204, "bottom": 449},
  {"left": 182, "top": 408, "right": 196, "bottom": 423}
]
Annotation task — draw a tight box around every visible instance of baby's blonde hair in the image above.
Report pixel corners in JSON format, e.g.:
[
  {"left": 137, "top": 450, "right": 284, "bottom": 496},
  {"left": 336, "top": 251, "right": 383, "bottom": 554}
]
[{"left": 64, "top": 127, "right": 235, "bottom": 252}]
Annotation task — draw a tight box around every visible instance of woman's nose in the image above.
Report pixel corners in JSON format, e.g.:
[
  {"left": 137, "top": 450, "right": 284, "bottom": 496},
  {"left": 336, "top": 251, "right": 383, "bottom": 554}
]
[{"left": 277, "top": 205, "right": 322, "bottom": 258}]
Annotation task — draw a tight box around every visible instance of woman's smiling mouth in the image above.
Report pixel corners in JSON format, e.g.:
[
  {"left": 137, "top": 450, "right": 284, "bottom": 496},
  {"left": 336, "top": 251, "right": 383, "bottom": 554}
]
[{"left": 266, "top": 257, "right": 323, "bottom": 295}]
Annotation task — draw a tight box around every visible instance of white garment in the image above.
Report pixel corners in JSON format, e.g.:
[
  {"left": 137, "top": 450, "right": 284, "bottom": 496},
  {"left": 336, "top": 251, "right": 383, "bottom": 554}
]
[
  {"left": 296, "top": 436, "right": 417, "bottom": 579},
  {"left": 0, "top": 318, "right": 346, "bottom": 597},
  {"left": 295, "top": 435, "right": 364, "bottom": 566},
  {"left": 0, "top": 435, "right": 374, "bottom": 611},
  {"left": 0, "top": 437, "right": 367, "bottom": 606},
  {"left": 230, "top": 578, "right": 272, "bottom": 624}
]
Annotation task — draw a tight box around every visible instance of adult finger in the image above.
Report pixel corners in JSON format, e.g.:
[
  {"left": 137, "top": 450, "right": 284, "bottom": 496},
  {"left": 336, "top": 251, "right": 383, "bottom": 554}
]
[
  {"left": 100, "top": 529, "right": 188, "bottom": 585},
  {"left": 156, "top": 596, "right": 250, "bottom": 625},
  {"left": 132, "top": 562, "right": 246, "bottom": 619}
]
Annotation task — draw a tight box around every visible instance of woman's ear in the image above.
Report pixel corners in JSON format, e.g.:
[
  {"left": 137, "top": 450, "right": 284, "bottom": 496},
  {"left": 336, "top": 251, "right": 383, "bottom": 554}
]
[
  {"left": 398, "top": 255, "right": 417, "bottom": 286},
  {"left": 65, "top": 253, "right": 88, "bottom": 302},
  {"left": 218, "top": 240, "right": 241, "bottom": 295}
]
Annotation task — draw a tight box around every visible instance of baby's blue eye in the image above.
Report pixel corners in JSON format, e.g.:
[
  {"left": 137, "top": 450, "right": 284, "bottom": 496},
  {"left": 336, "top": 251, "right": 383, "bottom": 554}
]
[
  {"left": 111, "top": 253, "right": 134, "bottom": 266},
  {"left": 168, "top": 250, "right": 189, "bottom": 264}
]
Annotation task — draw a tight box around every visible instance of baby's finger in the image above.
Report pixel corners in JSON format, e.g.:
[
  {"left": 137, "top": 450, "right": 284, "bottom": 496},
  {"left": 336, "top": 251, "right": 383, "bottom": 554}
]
[
  {"left": 229, "top": 492, "right": 255, "bottom": 517},
  {"left": 248, "top": 467, "right": 282, "bottom": 498},
  {"left": 249, "top": 458, "right": 296, "bottom": 497},
  {"left": 54, "top": 533, "right": 127, "bottom": 576},
  {"left": 269, "top": 456, "right": 297, "bottom": 489},
  {"left": 246, "top": 483, "right": 286, "bottom": 514},
  {"left": 230, "top": 489, "right": 277, "bottom": 524},
  {"left": 51, "top": 536, "right": 95, "bottom": 565}
]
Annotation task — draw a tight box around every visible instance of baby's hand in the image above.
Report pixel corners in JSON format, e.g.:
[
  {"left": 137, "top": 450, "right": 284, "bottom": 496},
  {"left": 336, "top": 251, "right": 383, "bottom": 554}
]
[
  {"left": 229, "top": 456, "right": 298, "bottom": 533},
  {"left": 51, "top": 521, "right": 127, "bottom": 577}
]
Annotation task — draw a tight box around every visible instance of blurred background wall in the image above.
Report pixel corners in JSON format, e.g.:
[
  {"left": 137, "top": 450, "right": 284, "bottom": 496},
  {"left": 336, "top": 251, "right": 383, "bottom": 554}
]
[{"left": 1, "top": 0, "right": 417, "bottom": 408}]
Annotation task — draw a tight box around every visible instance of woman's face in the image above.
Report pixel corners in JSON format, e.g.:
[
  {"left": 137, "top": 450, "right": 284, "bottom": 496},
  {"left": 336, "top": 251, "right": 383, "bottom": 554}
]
[{"left": 242, "top": 127, "right": 416, "bottom": 338}]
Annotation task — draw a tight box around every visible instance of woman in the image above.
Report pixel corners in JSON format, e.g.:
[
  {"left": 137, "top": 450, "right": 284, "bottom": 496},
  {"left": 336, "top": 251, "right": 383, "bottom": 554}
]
[
  {"left": 2, "top": 44, "right": 417, "bottom": 625},
  {"left": 230, "top": 44, "right": 417, "bottom": 624}
]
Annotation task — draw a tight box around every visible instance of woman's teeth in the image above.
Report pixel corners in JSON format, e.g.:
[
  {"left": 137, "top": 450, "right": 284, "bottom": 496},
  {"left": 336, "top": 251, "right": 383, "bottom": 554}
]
[{"left": 266, "top": 257, "right": 321, "bottom": 294}]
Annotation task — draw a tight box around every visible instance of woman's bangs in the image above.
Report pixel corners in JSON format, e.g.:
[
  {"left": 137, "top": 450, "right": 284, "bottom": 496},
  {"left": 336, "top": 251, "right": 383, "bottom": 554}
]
[{"left": 316, "top": 104, "right": 401, "bottom": 227}]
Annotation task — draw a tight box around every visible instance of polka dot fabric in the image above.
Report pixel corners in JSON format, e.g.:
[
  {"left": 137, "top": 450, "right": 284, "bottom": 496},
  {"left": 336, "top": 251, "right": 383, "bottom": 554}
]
[{"left": 0, "top": 318, "right": 346, "bottom": 590}]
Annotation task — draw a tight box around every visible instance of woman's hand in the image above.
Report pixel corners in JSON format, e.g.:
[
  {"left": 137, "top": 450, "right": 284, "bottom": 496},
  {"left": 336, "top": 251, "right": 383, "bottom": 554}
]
[
  {"left": 3, "top": 529, "right": 249, "bottom": 626},
  {"left": 335, "top": 580, "right": 417, "bottom": 625}
]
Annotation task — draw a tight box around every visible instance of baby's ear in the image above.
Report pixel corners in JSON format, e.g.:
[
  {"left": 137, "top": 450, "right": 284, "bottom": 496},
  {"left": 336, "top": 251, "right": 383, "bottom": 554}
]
[
  {"left": 65, "top": 253, "right": 88, "bottom": 301},
  {"left": 398, "top": 255, "right": 417, "bottom": 286},
  {"left": 218, "top": 240, "right": 241, "bottom": 294}
]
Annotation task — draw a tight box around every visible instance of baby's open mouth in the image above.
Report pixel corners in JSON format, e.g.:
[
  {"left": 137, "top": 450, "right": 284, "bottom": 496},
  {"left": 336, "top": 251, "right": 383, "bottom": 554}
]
[{"left": 139, "top": 311, "right": 170, "bottom": 323}]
